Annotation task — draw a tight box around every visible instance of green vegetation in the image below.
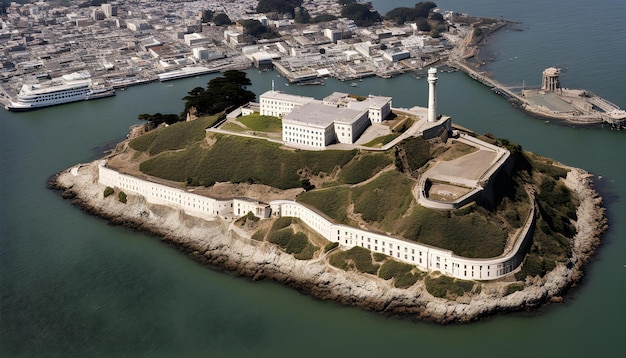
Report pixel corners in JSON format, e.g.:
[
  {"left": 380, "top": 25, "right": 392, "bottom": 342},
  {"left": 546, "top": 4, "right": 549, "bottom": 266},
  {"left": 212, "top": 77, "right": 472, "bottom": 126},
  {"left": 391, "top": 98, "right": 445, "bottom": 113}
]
[
  {"left": 212, "top": 13, "right": 232, "bottom": 26},
  {"left": 312, "top": 14, "right": 338, "bottom": 23},
  {"left": 395, "top": 136, "right": 432, "bottom": 174},
  {"left": 362, "top": 133, "right": 400, "bottom": 148},
  {"left": 337, "top": 153, "right": 392, "bottom": 184},
  {"left": 238, "top": 19, "right": 278, "bottom": 40},
  {"left": 221, "top": 122, "right": 247, "bottom": 132},
  {"left": 235, "top": 211, "right": 260, "bottom": 225},
  {"left": 373, "top": 252, "right": 387, "bottom": 262},
  {"left": 118, "top": 191, "right": 127, "bottom": 204},
  {"left": 129, "top": 115, "right": 219, "bottom": 155},
  {"left": 378, "top": 260, "right": 424, "bottom": 288},
  {"left": 103, "top": 186, "right": 114, "bottom": 198},
  {"left": 139, "top": 135, "right": 357, "bottom": 189},
  {"left": 505, "top": 283, "right": 524, "bottom": 295},
  {"left": 425, "top": 275, "right": 475, "bottom": 298},
  {"left": 401, "top": 206, "right": 506, "bottom": 258},
  {"left": 329, "top": 246, "right": 379, "bottom": 274},
  {"left": 272, "top": 216, "right": 293, "bottom": 231},
  {"left": 252, "top": 230, "right": 266, "bottom": 241},
  {"left": 324, "top": 242, "right": 339, "bottom": 253},
  {"left": 182, "top": 70, "right": 255, "bottom": 116},
  {"left": 267, "top": 217, "right": 317, "bottom": 260},
  {"left": 297, "top": 187, "right": 350, "bottom": 224},
  {"left": 340, "top": 2, "right": 382, "bottom": 27},
  {"left": 385, "top": 1, "right": 437, "bottom": 25},
  {"left": 257, "top": 0, "right": 302, "bottom": 18},
  {"left": 352, "top": 171, "right": 413, "bottom": 229},
  {"left": 237, "top": 114, "right": 282, "bottom": 132},
  {"left": 137, "top": 113, "right": 182, "bottom": 127}
]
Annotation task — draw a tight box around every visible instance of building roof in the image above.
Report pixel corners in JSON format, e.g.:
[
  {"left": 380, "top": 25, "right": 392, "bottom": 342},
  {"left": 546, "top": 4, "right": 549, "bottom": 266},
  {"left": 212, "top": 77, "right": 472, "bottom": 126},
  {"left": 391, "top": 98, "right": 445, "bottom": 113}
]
[
  {"left": 283, "top": 102, "right": 364, "bottom": 128},
  {"left": 260, "top": 90, "right": 317, "bottom": 105}
]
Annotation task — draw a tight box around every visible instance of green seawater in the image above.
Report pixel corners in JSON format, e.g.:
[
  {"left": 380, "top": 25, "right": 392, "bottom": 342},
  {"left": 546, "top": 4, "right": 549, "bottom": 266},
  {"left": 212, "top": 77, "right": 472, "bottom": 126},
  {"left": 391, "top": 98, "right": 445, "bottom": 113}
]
[{"left": 1, "top": 1, "right": 625, "bottom": 356}]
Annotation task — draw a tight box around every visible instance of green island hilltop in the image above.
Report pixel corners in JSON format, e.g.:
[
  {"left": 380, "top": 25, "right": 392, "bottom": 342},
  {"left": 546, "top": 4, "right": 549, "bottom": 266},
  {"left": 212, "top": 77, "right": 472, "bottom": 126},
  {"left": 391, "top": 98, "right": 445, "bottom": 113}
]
[{"left": 52, "top": 70, "right": 607, "bottom": 323}]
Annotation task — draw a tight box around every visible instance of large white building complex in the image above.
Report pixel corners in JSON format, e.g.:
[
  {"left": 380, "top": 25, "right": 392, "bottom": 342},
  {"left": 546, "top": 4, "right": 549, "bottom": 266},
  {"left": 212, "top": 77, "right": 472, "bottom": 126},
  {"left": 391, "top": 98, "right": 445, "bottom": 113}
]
[
  {"left": 95, "top": 67, "right": 532, "bottom": 281},
  {"left": 259, "top": 90, "right": 392, "bottom": 148}
]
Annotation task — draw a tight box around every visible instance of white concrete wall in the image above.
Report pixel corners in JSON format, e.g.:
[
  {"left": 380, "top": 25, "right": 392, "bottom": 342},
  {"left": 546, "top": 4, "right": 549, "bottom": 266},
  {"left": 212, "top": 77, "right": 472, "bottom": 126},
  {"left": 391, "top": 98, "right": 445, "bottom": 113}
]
[{"left": 98, "top": 161, "right": 533, "bottom": 281}]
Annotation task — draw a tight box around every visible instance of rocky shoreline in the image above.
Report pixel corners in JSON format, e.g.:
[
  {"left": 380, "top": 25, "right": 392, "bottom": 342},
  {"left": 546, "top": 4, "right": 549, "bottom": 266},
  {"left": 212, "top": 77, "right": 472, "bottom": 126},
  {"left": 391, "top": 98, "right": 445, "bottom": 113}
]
[{"left": 50, "top": 160, "right": 607, "bottom": 324}]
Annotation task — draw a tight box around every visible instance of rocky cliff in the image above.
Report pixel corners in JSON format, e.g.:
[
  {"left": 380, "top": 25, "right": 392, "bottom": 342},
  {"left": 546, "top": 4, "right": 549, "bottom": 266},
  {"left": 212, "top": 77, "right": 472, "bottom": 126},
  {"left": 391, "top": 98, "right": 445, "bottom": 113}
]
[{"left": 50, "top": 161, "right": 607, "bottom": 324}]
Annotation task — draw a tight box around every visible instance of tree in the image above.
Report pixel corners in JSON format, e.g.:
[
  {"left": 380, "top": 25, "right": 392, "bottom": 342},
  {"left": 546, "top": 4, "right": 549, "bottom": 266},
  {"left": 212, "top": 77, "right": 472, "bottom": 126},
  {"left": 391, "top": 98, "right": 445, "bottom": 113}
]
[
  {"left": 294, "top": 7, "right": 311, "bottom": 23},
  {"left": 200, "top": 10, "right": 214, "bottom": 23},
  {"left": 385, "top": 2, "right": 438, "bottom": 25},
  {"left": 340, "top": 3, "right": 382, "bottom": 27},
  {"left": 312, "top": 14, "right": 338, "bottom": 23},
  {"left": 213, "top": 13, "right": 232, "bottom": 26},
  {"left": 257, "top": 0, "right": 303, "bottom": 18},
  {"left": 182, "top": 70, "right": 256, "bottom": 116}
]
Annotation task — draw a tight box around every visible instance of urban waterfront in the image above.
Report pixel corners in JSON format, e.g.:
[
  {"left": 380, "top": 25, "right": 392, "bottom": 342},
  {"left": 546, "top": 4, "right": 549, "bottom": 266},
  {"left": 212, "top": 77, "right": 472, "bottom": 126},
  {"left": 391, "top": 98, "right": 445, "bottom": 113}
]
[{"left": 1, "top": 0, "right": 625, "bottom": 357}]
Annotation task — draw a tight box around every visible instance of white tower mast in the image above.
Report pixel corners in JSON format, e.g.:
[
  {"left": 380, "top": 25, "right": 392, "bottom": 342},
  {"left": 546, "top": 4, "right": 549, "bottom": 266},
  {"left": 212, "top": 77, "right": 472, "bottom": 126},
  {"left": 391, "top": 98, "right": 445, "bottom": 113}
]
[{"left": 427, "top": 67, "right": 438, "bottom": 122}]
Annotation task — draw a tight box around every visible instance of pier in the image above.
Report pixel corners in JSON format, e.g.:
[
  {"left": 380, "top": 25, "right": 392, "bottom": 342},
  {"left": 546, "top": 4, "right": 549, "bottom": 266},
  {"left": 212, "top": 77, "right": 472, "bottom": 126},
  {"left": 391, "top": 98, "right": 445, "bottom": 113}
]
[{"left": 449, "top": 61, "right": 626, "bottom": 129}]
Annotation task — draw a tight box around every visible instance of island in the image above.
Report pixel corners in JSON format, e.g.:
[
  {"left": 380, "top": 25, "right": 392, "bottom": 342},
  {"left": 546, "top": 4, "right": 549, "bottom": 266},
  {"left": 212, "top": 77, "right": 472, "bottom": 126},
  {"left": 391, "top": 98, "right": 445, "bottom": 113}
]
[{"left": 50, "top": 69, "right": 607, "bottom": 323}]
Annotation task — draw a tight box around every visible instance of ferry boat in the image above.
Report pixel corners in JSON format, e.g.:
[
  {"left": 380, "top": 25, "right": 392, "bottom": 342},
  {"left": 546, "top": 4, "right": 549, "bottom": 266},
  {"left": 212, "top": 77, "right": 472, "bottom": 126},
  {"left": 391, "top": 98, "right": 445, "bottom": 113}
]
[{"left": 5, "top": 71, "right": 115, "bottom": 111}]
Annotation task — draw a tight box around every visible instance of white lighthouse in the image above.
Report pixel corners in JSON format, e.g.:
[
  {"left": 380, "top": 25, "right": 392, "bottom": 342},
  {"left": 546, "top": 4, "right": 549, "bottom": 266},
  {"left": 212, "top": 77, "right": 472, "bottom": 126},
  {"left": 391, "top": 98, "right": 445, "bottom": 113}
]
[{"left": 427, "top": 67, "right": 438, "bottom": 122}]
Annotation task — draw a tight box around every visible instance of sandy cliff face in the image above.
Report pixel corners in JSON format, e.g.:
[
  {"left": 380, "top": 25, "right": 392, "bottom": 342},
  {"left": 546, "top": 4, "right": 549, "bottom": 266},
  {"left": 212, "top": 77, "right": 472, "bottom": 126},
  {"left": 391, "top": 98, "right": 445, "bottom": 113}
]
[{"left": 50, "top": 161, "right": 607, "bottom": 324}]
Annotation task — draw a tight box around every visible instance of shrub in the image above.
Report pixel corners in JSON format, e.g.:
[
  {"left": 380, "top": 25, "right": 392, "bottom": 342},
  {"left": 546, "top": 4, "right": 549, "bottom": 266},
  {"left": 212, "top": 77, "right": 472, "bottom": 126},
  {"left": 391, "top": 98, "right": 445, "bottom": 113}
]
[
  {"left": 118, "top": 191, "right": 127, "bottom": 204},
  {"left": 267, "top": 228, "right": 317, "bottom": 259},
  {"left": 271, "top": 217, "right": 292, "bottom": 231},
  {"left": 505, "top": 283, "right": 525, "bottom": 295},
  {"left": 251, "top": 230, "right": 266, "bottom": 241},
  {"left": 297, "top": 187, "right": 350, "bottom": 224},
  {"left": 103, "top": 186, "right": 114, "bottom": 198},
  {"left": 394, "top": 272, "right": 421, "bottom": 288},
  {"left": 515, "top": 253, "right": 546, "bottom": 280},
  {"left": 329, "top": 246, "right": 379, "bottom": 274},
  {"left": 379, "top": 260, "right": 413, "bottom": 280},
  {"left": 373, "top": 252, "right": 386, "bottom": 262},
  {"left": 338, "top": 153, "right": 392, "bottom": 184},
  {"left": 324, "top": 242, "right": 339, "bottom": 253},
  {"left": 425, "top": 275, "right": 474, "bottom": 298}
]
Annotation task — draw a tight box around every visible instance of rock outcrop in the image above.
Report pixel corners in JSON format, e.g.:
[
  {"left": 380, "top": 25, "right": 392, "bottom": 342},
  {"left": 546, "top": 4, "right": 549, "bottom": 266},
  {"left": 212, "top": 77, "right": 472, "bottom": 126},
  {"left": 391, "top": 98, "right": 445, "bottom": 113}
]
[{"left": 49, "top": 161, "right": 607, "bottom": 324}]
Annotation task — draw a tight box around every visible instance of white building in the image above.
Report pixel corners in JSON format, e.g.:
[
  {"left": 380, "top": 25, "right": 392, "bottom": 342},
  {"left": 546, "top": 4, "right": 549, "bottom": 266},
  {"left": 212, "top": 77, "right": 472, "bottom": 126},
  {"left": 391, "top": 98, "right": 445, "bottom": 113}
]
[
  {"left": 259, "top": 91, "right": 317, "bottom": 117},
  {"left": 184, "top": 33, "right": 211, "bottom": 47},
  {"left": 192, "top": 47, "right": 224, "bottom": 61},
  {"left": 259, "top": 90, "right": 391, "bottom": 149}
]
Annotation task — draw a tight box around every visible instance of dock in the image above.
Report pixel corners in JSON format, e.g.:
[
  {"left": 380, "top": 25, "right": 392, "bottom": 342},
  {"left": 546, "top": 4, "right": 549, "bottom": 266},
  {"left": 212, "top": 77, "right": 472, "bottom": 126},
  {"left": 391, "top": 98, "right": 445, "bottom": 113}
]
[{"left": 449, "top": 61, "right": 626, "bottom": 129}]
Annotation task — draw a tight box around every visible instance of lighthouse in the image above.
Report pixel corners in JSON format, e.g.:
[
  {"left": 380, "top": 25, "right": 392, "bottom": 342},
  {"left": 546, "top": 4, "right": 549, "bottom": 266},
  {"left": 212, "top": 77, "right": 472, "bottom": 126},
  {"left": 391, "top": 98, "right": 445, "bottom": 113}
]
[{"left": 427, "top": 67, "right": 438, "bottom": 122}]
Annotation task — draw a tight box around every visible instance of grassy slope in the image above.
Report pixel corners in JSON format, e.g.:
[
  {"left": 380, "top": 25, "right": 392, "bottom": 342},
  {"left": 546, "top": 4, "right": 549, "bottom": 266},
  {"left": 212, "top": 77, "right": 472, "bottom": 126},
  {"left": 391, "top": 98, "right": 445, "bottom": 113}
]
[{"left": 127, "top": 116, "right": 576, "bottom": 261}]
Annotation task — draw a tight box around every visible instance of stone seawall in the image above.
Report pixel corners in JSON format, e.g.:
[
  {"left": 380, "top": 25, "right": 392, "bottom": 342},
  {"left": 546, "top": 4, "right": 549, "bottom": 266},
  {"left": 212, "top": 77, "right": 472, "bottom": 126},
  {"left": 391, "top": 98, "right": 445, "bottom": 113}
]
[{"left": 49, "top": 160, "right": 607, "bottom": 324}]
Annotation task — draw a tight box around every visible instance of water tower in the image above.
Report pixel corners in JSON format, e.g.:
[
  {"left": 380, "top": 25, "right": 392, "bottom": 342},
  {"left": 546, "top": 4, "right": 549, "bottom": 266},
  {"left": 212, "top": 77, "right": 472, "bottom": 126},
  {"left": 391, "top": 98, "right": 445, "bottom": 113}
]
[{"left": 541, "top": 67, "right": 561, "bottom": 92}]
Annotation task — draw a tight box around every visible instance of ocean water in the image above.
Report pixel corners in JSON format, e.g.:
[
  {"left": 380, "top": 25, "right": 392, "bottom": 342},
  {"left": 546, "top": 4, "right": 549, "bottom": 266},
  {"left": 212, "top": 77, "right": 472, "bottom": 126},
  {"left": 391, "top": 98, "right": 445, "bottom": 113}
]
[{"left": 1, "top": 1, "right": 625, "bottom": 356}]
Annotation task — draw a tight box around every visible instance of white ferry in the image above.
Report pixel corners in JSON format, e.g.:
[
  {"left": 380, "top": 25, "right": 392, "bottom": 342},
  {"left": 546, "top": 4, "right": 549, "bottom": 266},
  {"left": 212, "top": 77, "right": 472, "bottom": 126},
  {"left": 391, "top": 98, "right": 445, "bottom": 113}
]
[
  {"left": 5, "top": 71, "right": 115, "bottom": 111},
  {"left": 157, "top": 66, "right": 216, "bottom": 82}
]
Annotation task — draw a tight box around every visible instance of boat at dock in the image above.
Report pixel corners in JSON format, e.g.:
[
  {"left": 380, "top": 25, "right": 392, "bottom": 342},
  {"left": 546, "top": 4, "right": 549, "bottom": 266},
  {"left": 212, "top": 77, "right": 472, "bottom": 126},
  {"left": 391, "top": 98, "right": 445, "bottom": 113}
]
[{"left": 5, "top": 71, "right": 115, "bottom": 111}]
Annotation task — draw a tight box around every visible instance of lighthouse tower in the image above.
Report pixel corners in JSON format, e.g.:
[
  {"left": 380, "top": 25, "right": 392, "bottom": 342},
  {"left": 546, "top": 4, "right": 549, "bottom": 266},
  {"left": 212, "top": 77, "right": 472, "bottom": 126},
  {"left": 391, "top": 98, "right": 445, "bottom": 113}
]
[{"left": 427, "top": 67, "right": 438, "bottom": 122}]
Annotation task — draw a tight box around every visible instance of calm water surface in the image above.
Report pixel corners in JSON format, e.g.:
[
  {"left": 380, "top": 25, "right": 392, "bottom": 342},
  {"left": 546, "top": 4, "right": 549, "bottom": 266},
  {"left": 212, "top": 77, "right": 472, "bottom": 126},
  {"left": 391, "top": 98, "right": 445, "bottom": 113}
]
[{"left": 1, "top": 1, "right": 625, "bottom": 356}]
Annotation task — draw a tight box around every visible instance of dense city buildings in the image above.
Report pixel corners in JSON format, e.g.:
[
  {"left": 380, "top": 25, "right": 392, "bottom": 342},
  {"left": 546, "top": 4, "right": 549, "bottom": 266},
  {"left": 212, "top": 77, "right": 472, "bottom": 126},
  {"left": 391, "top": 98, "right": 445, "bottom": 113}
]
[{"left": 0, "top": 0, "right": 475, "bottom": 109}]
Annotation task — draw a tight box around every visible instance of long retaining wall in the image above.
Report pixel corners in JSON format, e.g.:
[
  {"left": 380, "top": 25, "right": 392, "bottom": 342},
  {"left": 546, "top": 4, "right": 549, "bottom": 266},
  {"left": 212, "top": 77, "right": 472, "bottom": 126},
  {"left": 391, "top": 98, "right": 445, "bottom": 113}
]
[{"left": 98, "top": 161, "right": 535, "bottom": 281}]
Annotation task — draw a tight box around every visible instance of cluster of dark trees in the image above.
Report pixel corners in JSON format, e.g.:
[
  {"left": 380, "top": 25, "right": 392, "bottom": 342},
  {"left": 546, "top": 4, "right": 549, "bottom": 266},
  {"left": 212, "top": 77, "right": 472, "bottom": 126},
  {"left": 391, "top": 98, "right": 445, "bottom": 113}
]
[
  {"left": 256, "top": 0, "right": 303, "bottom": 18},
  {"left": 198, "top": 8, "right": 233, "bottom": 25},
  {"left": 239, "top": 19, "right": 278, "bottom": 39},
  {"left": 256, "top": 0, "right": 337, "bottom": 24},
  {"left": 212, "top": 13, "right": 232, "bottom": 26},
  {"left": 340, "top": 2, "right": 382, "bottom": 27},
  {"left": 384, "top": 2, "right": 438, "bottom": 25},
  {"left": 137, "top": 71, "right": 256, "bottom": 126},
  {"left": 137, "top": 113, "right": 181, "bottom": 126},
  {"left": 181, "top": 70, "right": 256, "bottom": 117}
]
